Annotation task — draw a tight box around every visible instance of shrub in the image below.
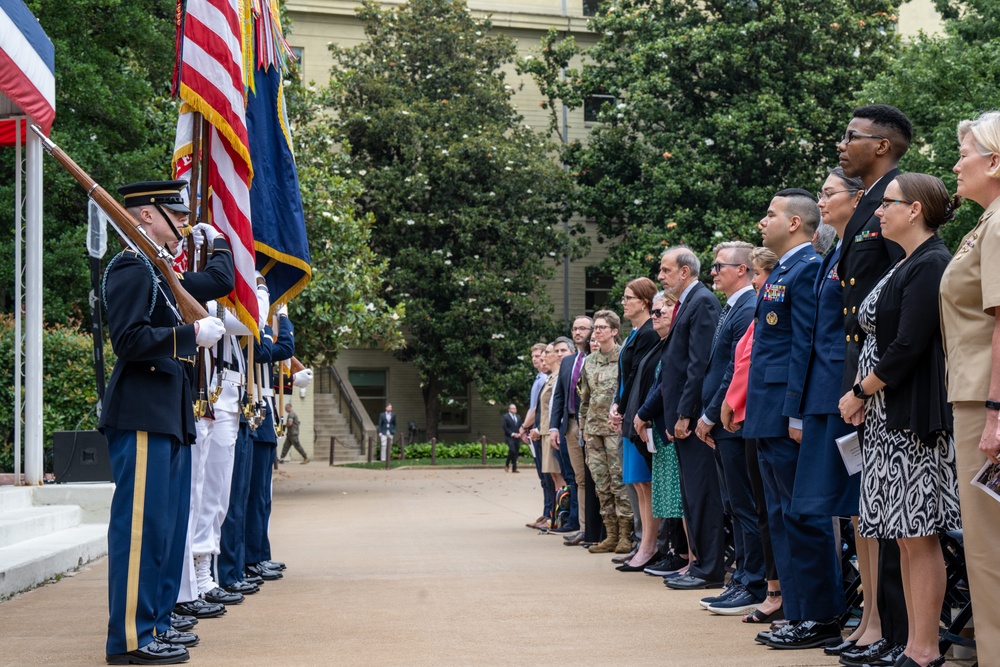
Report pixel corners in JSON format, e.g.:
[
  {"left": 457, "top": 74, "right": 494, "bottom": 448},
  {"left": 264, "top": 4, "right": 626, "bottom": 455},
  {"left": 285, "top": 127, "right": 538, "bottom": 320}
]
[{"left": 390, "top": 441, "right": 532, "bottom": 460}]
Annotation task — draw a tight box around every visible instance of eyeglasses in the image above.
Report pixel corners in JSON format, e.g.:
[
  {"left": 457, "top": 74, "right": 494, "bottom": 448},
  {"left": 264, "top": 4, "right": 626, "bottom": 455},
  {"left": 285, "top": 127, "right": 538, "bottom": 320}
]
[
  {"left": 593, "top": 324, "right": 613, "bottom": 331},
  {"left": 880, "top": 198, "right": 912, "bottom": 209},
  {"left": 621, "top": 295, "right": 639, "bottom": 304},
  {"left": 816, "top": 188, "right": 853, "bottom": 201},
  {"left": 841, "top": 130, "right": 886, "bottom": 145},
  {"left": 711, "top": 262, "right": 743, "bottom": 273},
  {"left": 571, "top": 325, "right": 593, "bottom": 332},
  {"left": 650, "top": 308, "right": 664, "bottom": 318}
]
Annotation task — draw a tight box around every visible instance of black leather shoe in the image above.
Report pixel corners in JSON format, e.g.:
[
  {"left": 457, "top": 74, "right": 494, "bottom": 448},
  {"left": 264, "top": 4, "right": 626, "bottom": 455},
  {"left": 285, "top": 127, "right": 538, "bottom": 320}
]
[
  {"left": 106, "top": 639, "right": 189, "bottom": 665},
  {"left": 840, "top": 638, "right": 890, "bottom": 666},
  {"left": 754, "top": 630, "right": 773, "bottom": 645},
  {"left": 767, "top": 618, "right": 841, "bottom": 649},
  {"left": 243, "top": 574, "right": 264, "bottom": 585},
  {"left": 664, "top": 574, "right": 725, "bottom": 590},
  {"left": 158, "top": 628, "right": 199, "bottom": 648},
  {"left": 262, "top": 559, "right": 286, "bottom": 571},
  {"left": 203, "top": 586, "right": 244, "bottom": 605},
  {"left": 224, "top": 580, "right": 259, "bottom": 595},
  {"left": 859, "top": 643, "right": 906, "bottom": 667},
  {"left": 825, "top": 639, "right": 857, "bottom": 656},
  {"left": 170, "top": 613, "right": 196, "bottom": 632},
  {"left": 757, "top": 620, "right": 796, "bottom": 645},
  {"left": 173, "top": 599, "right": 225, "bottom": 619},
  {"left": 246, "top": 563, "right": 283, "bottom": 580}
]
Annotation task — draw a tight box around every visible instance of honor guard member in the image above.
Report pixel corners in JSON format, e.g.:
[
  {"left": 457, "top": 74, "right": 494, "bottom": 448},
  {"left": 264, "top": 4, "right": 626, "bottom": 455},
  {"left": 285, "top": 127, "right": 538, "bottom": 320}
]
[
  {"left": 100, "top": 180, "right": 227, "bottom": 665},
  {"left": 245, "top": 308, "right": 296, "bottom": 577}
]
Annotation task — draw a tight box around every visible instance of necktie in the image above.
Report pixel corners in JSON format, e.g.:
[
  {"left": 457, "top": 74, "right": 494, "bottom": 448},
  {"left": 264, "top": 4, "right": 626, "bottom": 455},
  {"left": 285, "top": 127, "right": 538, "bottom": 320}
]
[
  {"left": 668, "top": 299, "right": 682, "bottom": 332},
  {"left": 713, "top": 303, "right": 732, "bottom": 346},
  {"left": 568, "top": 353, "right": 585, "bottom": 413}
]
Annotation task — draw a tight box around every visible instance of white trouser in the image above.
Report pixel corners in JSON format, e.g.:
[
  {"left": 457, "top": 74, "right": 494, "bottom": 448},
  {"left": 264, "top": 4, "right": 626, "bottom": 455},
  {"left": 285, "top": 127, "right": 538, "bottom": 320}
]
[
  {"left": 380, "top": 433, "right": 390, "bottom": 460},
  {"left": 190, "top": 409, "right": 238, "bottom": 558}
]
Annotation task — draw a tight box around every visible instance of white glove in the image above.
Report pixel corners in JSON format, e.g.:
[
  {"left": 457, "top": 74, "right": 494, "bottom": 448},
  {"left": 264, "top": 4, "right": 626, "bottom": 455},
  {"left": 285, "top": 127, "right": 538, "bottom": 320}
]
[
  {"left": 292, "top": 368, "right": 314, "bottom": 388},
  {"left": 277, "top": 302, "right": 288, "bottom": 317},
  {"left": 195, "top": 316, "right": 225, "bottom": 348},
  {"left": 193, "top": 222, "right": 219, "bottom": 247}
]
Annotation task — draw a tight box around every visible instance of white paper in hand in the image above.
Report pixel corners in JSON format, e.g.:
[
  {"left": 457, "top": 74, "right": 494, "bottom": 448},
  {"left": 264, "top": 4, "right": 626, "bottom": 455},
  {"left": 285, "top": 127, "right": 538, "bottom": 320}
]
[
  {"left": 645, "top": 427, "right": 657, "bottom": 454},
  {"left": 835, "top": 431, "right": 863, "bottom": 476}
]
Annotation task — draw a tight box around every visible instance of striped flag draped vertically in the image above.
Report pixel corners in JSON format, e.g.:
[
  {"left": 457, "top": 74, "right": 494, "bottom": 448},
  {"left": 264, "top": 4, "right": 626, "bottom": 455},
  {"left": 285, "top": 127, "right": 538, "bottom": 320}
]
[{"left": 172, "top": 0, "right": 258, "bottom": 333}]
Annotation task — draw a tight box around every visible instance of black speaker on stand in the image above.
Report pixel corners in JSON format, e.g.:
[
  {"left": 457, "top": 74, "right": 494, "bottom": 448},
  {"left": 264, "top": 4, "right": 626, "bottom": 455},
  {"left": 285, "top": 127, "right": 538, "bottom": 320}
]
[{"left": 52, "top": 430, "right": 113, "bottom": 483}]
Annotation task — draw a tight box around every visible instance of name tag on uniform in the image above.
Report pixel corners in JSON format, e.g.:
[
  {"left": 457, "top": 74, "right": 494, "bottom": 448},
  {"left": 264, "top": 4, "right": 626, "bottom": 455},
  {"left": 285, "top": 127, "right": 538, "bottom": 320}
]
[
  {"left": 854, "top": 230, "right": 879, "bottom": 243},
  {"left": 762, "top": 284, "right": 786, "bottom": 302}
]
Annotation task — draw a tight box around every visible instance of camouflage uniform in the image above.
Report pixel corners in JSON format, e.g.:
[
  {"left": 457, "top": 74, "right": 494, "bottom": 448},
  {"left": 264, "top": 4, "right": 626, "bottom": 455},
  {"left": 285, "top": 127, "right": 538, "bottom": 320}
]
[{"left": 578, "top": 343, "right": 632, "bottom": 521}]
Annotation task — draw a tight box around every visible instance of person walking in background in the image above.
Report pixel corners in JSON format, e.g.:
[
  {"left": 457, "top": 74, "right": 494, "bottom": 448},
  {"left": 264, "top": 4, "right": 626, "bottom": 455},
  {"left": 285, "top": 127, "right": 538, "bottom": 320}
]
[
  {"left": 378, "top": 403, "right": 396, "bottom": 461},
  {"left": 939, "top": 110, "right": 1000, "bottom": 667},
  {"left": 279, "top": 404, "right": 308, "bottom": 464},
  {"left": 502, "top": 404, "right": 521, "bottom": 473}
]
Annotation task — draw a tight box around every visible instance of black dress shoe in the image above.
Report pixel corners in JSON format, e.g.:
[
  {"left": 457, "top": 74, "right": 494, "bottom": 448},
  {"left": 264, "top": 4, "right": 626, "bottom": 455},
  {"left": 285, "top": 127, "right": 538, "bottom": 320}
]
[
  {"left": 173, "top": 598, "right": 226, "bottom": 619},
  {"left": 756, "top": 620, "right": 796, "bottom": 645},
  {"left": 825, "top": 638, "right": 857, "bottom": 656},
  {"left": 158, "top": 628, "right": 199, "bottom": 648},
  {"left": 262, "top": 559, "right": 286, "bottom": 571},
  {"left": 224, "top": 580, "right": 260, "bottom": 595},
  {"left": 170, "top": 613, "right": 196, "bottom": 632},
  {"left": 663, "top": 574, "right": 725, "bottom": 590},
  {"left": 840, "top": 638, "right": 890, "bottom": 666},
  {"left": 243, "top": 574, "right": 264, "bottom": 585},
  {"left": 767, "top": 618, "right": 841, "bottom": 649},
  {"left": 203, "top": 586, "right": 244, "bottom": 605},
  {"left": 616, "top": 555, "right": 656, "bottom": 572},
  {"left": 246, "top": 563, "right": 283, "bottom": 580},
  {"left": 860, "top": 643, "right": 906, "bottom": 667},
  {"left": 106, "top": 638, "right": 189, "bottom": 665}
]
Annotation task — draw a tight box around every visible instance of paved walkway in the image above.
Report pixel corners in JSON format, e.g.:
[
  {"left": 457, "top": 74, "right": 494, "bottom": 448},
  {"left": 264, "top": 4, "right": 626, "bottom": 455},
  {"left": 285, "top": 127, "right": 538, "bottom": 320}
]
[{"left": 0, "top": 465, "right": 915, "bottom": 666}]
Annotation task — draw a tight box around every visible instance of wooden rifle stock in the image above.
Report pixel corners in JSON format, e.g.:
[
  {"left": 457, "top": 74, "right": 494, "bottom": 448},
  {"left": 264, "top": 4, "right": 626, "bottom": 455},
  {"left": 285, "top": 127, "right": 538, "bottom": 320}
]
[{"left": 30, "top": 125, "right": 208, "bottom": 324}]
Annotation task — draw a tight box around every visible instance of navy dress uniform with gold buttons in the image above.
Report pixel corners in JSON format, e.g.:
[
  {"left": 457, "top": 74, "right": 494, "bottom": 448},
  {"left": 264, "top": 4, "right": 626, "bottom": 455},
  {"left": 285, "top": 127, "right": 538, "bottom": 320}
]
[
  {"left": 246, "top": 316, "right": 294, "bottom": 566},
  {"left": 99, "top": 181, "right": 234, "bottom": 658},
  {"left": 793, "top": 243, "right": 861, "bottom": 517},
  {"left": 744, "top": 243, "right": 845, "bottom": 623}
]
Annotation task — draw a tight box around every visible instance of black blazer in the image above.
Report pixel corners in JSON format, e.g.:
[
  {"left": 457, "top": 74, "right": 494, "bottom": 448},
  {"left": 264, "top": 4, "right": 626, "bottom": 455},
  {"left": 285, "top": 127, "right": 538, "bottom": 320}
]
[
  {"left": 502, "top": 413, "right": 521, "bottom": 447},
  {"left": 550, "top": 351, "right": 585, "bottom": 437},
  {"left": 701, "top": 288, "right": 754, "bottom": 439},
  {"left": 838, "top": 168, "right": 905, "bottom": 392},
  {"left": 616, "top": 318, "right": 660, "bottom": 427},
  {"left": 872, "top": 236, "right": 953, "bottom": 440},
  {"left": 624, "top": 337, "right": 668, "bottom": 443}
]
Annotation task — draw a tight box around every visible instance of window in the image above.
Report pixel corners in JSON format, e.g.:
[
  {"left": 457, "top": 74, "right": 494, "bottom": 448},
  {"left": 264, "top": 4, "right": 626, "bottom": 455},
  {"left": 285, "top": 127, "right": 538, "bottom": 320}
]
[
  {"left": 349, "top": 369, "right": 387, "bottom": 423},
  {"left": 584, "top": 94, "right": 615, "bottom": 124},
  {"left": 585, "top": 266, "right": 616, "bottom": 316},
  {"left": 439, "top": 384, "right": 470, "bottom": 431},
  {"left": 290, "top": 46, "right": 304, "bottom": 79},
  {"left": 582, "top": 0, "right": 601, "bottom": 17}
]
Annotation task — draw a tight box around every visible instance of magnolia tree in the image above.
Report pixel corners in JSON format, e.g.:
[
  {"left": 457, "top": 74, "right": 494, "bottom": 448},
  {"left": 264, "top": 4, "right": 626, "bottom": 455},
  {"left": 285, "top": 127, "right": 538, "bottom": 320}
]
[
  {"left": 326, "top": 0, "right": 579, "bottom": 436},
  {"left": 521, "top": 0, "right": 901, "bottom": 283}
]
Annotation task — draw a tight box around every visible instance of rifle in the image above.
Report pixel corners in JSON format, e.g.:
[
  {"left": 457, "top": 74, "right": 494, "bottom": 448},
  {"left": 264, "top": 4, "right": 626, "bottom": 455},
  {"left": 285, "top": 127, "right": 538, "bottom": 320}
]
[{"left": 30, "top": 124, "right": 208, "bottom": 324}]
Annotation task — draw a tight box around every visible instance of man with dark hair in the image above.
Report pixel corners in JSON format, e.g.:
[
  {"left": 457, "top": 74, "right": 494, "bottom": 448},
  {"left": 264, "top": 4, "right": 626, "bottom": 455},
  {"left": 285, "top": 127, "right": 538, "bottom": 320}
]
[
  {"left": 834, "top": 105, "right": 911, "bottom": 666},
  {"left": 745, "top": 189, "right": 845, "bottom": 649}
]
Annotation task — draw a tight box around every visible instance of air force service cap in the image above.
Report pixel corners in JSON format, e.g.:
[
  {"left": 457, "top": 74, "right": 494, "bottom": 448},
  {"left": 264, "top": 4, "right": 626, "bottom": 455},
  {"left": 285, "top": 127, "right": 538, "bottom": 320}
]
[{"left": 117, "top": 180, "right": 191, "bottom": 214}]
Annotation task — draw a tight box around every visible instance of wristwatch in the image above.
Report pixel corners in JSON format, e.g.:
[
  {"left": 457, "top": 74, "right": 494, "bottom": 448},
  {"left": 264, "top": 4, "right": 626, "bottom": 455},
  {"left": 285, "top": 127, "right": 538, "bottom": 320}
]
[
  {"left": 986, "top": 400, "right": 1000, "bottom": 411},
  {"left": 852, "top": 382, "right": 870, "bottom": 399}
]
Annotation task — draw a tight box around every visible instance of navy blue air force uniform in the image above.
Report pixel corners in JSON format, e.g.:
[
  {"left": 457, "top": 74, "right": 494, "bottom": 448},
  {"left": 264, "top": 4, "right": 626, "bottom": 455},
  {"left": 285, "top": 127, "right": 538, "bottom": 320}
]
[
  {"left": 99, "top": 179, "right": 233, "bottom": 657},
  {"left": 99, "top": 239, "right": 233, "bottom": 654},
  {"left": 743, "top": 244, "right": 845, "bottom": 623}
]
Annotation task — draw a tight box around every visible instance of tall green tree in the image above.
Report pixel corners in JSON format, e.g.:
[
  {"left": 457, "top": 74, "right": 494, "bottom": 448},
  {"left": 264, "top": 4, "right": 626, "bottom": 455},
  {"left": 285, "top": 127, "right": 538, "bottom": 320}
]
[
  {"left": 0, "top": 0, "right": 178, "bottom": 324},
  {"left": 522, "top": 0, "right": 900, "bottom": 282},
  {"left": 859, "top": 0, "right": 1000, "bottom": 249},
  {"left": 326, "top": 0, "right": 578, "bottom": 436}
]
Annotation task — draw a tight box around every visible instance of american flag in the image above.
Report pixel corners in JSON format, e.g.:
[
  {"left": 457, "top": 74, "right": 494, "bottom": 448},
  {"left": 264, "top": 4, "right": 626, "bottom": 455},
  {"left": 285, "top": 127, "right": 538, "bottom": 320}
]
[{"left": 171, "top": 0, "right": 258, "bottom": 334}]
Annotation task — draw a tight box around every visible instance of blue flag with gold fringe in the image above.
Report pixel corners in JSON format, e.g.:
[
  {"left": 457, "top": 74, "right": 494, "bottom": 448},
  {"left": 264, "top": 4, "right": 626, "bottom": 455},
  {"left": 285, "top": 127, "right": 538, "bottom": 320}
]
[{"left": 246, "top": 5, "right": 310, "bottom": 313}]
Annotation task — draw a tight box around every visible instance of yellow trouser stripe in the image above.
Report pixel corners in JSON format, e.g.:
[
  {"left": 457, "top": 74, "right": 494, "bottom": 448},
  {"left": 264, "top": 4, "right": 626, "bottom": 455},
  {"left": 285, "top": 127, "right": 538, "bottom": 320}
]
[{"left": 125, "top": 431, "right": 149, "bottom": 651}]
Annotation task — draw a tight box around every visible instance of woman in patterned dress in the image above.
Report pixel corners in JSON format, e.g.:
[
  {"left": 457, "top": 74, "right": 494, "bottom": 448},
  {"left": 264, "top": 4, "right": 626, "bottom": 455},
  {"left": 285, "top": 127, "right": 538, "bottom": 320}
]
[{"left": 838, "top": 173, "right": 962, "bottom": 667}]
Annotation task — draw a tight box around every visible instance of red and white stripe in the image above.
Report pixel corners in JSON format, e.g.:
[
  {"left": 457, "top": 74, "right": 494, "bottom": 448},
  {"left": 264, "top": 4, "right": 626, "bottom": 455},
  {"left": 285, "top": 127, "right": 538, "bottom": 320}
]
[{"left": 173, "top": 0, "right": 257, "bottom": 332}]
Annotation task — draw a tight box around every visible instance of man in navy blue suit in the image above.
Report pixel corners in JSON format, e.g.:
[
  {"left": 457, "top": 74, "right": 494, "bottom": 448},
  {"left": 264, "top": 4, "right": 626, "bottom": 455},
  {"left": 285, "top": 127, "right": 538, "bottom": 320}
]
[
  {"left": 744, "top": 189, "right": 844, "bottom": 649},
  {"left": 694, "top": 241, "right": 765, "bottom": 613},
  {"left": 646, "top": 247, "right": 724, "bottom": 591}
]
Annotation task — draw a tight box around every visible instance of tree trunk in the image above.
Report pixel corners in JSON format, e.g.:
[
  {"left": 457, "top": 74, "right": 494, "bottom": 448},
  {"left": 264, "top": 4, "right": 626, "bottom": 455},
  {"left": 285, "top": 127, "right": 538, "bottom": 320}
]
[{"left": 422, "top": 376, "right": 443, "bottom": 440}]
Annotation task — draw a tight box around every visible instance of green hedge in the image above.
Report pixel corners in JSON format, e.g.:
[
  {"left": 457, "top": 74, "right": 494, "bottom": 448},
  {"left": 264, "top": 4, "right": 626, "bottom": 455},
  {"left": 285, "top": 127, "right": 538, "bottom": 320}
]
[
  {"left": 1, "top": 316, "right": 111, "bottom": 473},
  {"left": 391, "top": 441, "right": 531, "bottom": 460}
]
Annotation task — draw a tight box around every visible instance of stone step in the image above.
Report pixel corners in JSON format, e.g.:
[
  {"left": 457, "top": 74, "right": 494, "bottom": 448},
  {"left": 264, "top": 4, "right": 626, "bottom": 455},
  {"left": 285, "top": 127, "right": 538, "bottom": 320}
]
[
  {"left": 0, "top": 487, "right": 33, "bottom": 513},
  {"left": 0, "top": 523, "right": 108, "bottom": 600},
  {"left": 0, "top": 505, "right": 82, "bottom": 549}
]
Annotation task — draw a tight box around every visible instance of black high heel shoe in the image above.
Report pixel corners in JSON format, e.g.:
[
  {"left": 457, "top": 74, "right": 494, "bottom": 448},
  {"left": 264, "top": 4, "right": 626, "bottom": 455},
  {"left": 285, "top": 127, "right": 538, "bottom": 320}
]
[{"left": 616, "top": 555, "right": 655, "bottom": 572}]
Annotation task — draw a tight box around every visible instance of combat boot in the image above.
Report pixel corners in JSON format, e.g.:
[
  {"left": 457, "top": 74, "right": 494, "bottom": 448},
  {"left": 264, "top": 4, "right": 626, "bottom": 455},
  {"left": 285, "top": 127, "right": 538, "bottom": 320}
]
[
  {"left": 588, "top": 517, "right": 619, "bottom": 553},
  {"left": 615, "top": 516, "right": 634, "bottom": 554}
]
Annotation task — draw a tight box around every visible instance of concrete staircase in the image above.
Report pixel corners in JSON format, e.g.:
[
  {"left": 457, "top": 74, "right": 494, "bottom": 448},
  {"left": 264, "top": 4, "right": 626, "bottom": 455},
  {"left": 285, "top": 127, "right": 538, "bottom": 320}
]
[
  {"left": 313, "top": 394, "right": 370, "bottom": 464},
  {"left": 0, "top": 484, "right": 112, "bottom": 600}
]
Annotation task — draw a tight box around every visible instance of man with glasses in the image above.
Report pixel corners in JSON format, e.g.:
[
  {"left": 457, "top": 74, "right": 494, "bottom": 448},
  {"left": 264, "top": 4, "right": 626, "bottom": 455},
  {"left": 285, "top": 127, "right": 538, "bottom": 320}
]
[
  {"left": 694, "top": 242, "right": 765, "bottom": 614},
  {"left": 549, "top": 317, "right": 594, "bottom": 542},
  {"left": 834, "top": 104, "right": 912, "bottom": 667}
]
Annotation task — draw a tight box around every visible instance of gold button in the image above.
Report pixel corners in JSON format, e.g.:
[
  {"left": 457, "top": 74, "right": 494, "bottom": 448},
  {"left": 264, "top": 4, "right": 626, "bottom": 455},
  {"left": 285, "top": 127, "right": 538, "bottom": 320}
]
[
  {"left": 846, "top": 335, "right": 850, "bottom": 341},
  {"left": 852, "top": 307, "right": 857, "bottom": 313},
  {"left": 850, "top": 278, "right": 856, "bottom": 285},
  {"left": 854, "top": 335, "right": 859, "bottom": 342},
  {"left": 843, "top": 308, "right": 847, "bottom": 315},
  {"left": 841, "top": 280, "right": 846, "bottom": 287}
]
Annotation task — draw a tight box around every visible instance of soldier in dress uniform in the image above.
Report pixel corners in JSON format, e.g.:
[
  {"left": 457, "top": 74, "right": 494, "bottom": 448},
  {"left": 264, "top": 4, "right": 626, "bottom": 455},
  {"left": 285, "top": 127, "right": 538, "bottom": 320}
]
[{"left": 100, "top": 180, "right": 228, "bottom": 665}]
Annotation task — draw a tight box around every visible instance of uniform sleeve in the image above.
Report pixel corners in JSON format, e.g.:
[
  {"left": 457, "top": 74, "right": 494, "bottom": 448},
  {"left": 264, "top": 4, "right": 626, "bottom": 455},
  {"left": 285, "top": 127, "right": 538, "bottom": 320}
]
[
  {"left": 982, "top": 219, "right": 1000, "bottom": 313},
  {"left": 784, "top": 259, "right": 821, "bottom": 420},
  {"left": 577, "top": 364, "right": 591, "bottom": 433},
  {"left": 268, "top": 315, "right": 295, "bottom": 362},
  {"left": 182, "top": 238, "right": 236, "bottom": 302},
  {"left": 104, "top": 255, "right": 196, "bottom": 361}
]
